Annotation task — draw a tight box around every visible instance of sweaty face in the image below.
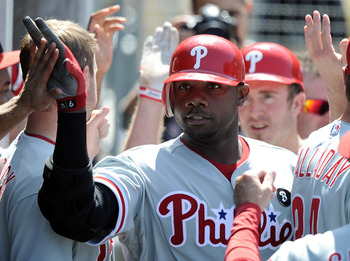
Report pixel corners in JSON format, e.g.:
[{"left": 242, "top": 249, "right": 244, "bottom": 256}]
[
  {"left": 0, "top": 68, "right": 13, "bottom": 105},
  {"left": 172, "top": 80, "right": 239, "bottom": 142},
  {"left": 238, "top": 81, "right": 294, "bottom": 146}
]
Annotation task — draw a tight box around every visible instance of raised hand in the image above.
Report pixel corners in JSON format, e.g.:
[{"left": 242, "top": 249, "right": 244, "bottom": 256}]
[
  {"left": 23, "top": 16, "right": 86, "bottom": 112},
  {"left": 139, "top": 21, "right": 179, "bottom": 102},
  {"left": 19, "top": 38, "right": 61, "bottom": 111},
  {"left": 88, "top": 5, "right": 126, "bottom": 78},
  {"left": 304, "top": 10, "right": 349, "bottom": 120}
]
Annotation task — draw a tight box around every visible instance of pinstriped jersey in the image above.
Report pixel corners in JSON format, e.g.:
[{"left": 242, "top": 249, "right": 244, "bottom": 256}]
[
  {"left": 90, "top": 135, "right": 296, "bottom": 261},
  {"left": 0, "top": 132, "right": 113, "bottom": 261},
  {"left": 292, "top": 120, "right": 350, "bottom": 239}
]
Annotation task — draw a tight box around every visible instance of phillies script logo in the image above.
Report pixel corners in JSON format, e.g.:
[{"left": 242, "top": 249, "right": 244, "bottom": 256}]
[
  {"left": 0, "top": 157, "right": 15, "bottom": 200},
  {"left": 157, "top": 191, "right": 293, "bottom": 249}
]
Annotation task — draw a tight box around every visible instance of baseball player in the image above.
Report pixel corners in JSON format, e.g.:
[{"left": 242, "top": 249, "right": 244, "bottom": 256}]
[
  {"left": 0, "top": 7, "right": 125, "bottom": 260},
  {"left": 37, "top": 26, "right": 297, "bottom": 260},
  {"left": 226, "top": 11, "right": 350, "bottom": 261},
  {"left": 238, "top": 42, "right": 306, "bottom": 154}
]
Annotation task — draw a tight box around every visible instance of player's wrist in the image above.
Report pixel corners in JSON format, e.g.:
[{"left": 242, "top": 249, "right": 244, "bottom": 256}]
[
  {"left": 139, "top": 86, "right": 162, "bottom": 102},
  {"left": 234, "top": 202, "right": 261, "bottom": 217},
  {"left": 56, "top": 92, "right": 87, "bottom": 112}
]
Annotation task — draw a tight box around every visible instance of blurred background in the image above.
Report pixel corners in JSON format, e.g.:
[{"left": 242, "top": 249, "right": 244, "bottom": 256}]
[{"left": 1, "top": 0, "right": 350, "bottom": 158}]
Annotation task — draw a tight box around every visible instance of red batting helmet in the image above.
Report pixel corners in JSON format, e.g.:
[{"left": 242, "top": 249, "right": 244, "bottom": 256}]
[
  {"left": 241, "top": 42, "right": 304, "bottom": 91},
  {"left": 162, "top": 34, "right": 245, "bottom": 117}
]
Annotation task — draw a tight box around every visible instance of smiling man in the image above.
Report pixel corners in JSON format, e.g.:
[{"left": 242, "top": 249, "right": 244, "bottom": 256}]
[{"left": 239, "top": 42, "right": 306, "bottom": 154}]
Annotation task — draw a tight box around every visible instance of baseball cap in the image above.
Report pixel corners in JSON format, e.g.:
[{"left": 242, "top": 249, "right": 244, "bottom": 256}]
[
  {"left": 241, "top": 42, "right": 304, "bottom": 91},
  {"left": 0, "top": 43, "right": 20, "bottom": 70}
]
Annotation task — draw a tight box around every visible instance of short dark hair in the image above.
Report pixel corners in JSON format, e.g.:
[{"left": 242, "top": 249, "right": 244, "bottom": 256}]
[{"left": 287, "top": 83, "right": 304, "bottom": 103}]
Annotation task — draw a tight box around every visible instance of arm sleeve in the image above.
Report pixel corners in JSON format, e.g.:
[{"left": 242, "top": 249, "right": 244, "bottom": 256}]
[
  {"left": 225, "top": 202, "right": 261, "bottom": 261},
  {"left": 38, "top": 112, "right": 118, "bottom": 242}
]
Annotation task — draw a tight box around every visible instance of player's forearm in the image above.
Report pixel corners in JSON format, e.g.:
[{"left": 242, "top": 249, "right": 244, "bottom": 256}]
[
  {"left": 327, "top": 83, "right": 346, "bottom": 121},
  {"left": 225, "top": 203, "right": 261, "bottom": 261},
  {"left": 38, "top": 111, "right": 118, "bottom": 241},
  {"left": 0, "top": 96, "right": 33, "bottom": 140},
  {"left": 123, "top": 97, "right": 164, "bottom": 150}
]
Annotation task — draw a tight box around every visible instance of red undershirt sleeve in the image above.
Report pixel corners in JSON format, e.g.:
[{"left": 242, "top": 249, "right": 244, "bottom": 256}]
[{"left": 225, "top": 202, "right": 261, "bottom": 261}]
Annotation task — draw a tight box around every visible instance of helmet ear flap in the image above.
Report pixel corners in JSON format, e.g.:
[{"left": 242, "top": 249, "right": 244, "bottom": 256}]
[{"left": 163, "top": 82, "right": 174, "bottom": 117}]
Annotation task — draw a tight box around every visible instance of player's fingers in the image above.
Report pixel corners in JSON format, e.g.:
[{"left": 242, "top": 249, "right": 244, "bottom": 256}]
[
  {"left": 320, "top": 14, "right": 333, "bottom": 53},
  {"left": 142, "top": 36, "right": 154, "bottom": 56},
  {"left": 153, "top": 26, "right": 164, "bottom": 52},
  {"left": 100, "top": 17, "right": 126, "bottom": 30},
  {"left": 170, "top": 27, "right": 179, "bottom": 53},
  {"left": 90, "top": 106, "right": 110, "bottom": 127},
  {"left": 23, "top": 16, "right": 44, "bottom": 47},
  {"left": 99, "top": 118, "right": 110, "bottom": 139},
  {"left": 262, "top": 171, "right": 276, "bottom": 188},
  {"left": 311, "top": 11, "right": 322, "bottom": 52},
  {"left": 339, "top": 38, "right": 348, "bottom": 66},
  {"left": 88, "top": 5, "right": 121, "bottom": 31},
  {"left": 28, "top": 39, "right": 40, "bottom": 69},
  {"left": 304, "top": 14, "right": 315, "bottom": 53},
  {"left": 30, "top": 39, "right": 51, "bottom": 72},
  {"left": 312, "top": 10, "right": 321, "bottom": 35},
  {"left": 159, "top": 21, "right": 172, "bottom": 51}
]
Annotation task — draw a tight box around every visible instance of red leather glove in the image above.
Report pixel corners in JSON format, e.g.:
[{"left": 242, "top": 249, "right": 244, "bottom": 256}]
[{"left": 23, "top": 16, "right": 86, "bottom": 112}]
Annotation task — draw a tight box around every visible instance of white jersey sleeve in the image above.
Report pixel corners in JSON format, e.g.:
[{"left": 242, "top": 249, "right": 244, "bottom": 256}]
[
  {"left": 0, "top": 132, "right": 114, "bottom": 261},
  {"left": 269, "top": 223, "right": 350, "bottom": 261}
]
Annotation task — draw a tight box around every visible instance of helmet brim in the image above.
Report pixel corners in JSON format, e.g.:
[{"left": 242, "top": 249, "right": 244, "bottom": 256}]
[
  {"left": 245, "top": 73, "right": 304, "bottom": 91},
  {"left": 164, "top": 71, "right": 243, "bottom": 86},
  {"left": 0, "top": 50, "right": 20, "bottom": 70}
]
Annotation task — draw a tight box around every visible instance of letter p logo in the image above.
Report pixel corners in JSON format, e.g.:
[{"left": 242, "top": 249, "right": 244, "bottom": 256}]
[
  {"left": 191, "top": 46, "right": 208, "bottom": 69},
  {"left": 245, "top": 50, "right": 263, "bottom": 73}
]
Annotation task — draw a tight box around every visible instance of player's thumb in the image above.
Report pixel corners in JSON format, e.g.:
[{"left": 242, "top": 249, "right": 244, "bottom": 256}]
[
  {"left": 89, "top": 106, "right": 110, "bottom": 126},
  {"left": 262, "top": 171, "right": 276, "bottom": 192}
]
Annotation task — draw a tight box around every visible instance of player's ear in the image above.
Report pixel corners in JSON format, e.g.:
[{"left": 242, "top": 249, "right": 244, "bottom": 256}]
[
  {"left": 237, "top": 83, "right": 250, "bottom": 107},
  {"left": 291, "top": 91, "right": 306, "bottom": 116}
]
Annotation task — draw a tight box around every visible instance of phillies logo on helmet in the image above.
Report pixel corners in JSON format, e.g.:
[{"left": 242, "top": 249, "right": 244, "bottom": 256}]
[
  {"left": 245, "top": 50, "right": 263, "bottom": 73},
  {"left": 190, "top": 46, "right": 208, "bottom": 69}
]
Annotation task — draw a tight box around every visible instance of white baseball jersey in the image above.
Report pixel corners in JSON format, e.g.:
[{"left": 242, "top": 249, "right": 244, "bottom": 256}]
[
  {"left": 90, "top": 135, "right": 296, "bottom": 261},
  {"left": 269, "top": 223, "right": 350, "bottom": 261},
  {"left": 0, "top": 132, "right": 113, "bottom": 261},
  {"left": 292, "top": 120, "right": 350, "bottom": 237}
]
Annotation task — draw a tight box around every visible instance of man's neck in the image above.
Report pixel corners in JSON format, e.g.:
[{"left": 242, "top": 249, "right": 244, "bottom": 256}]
[
  {"left": 24, "top": 111, "right": 57, "bottom": 142},
  {"left": 181, "top": 135, "right": 242, "bottom": 165}
]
